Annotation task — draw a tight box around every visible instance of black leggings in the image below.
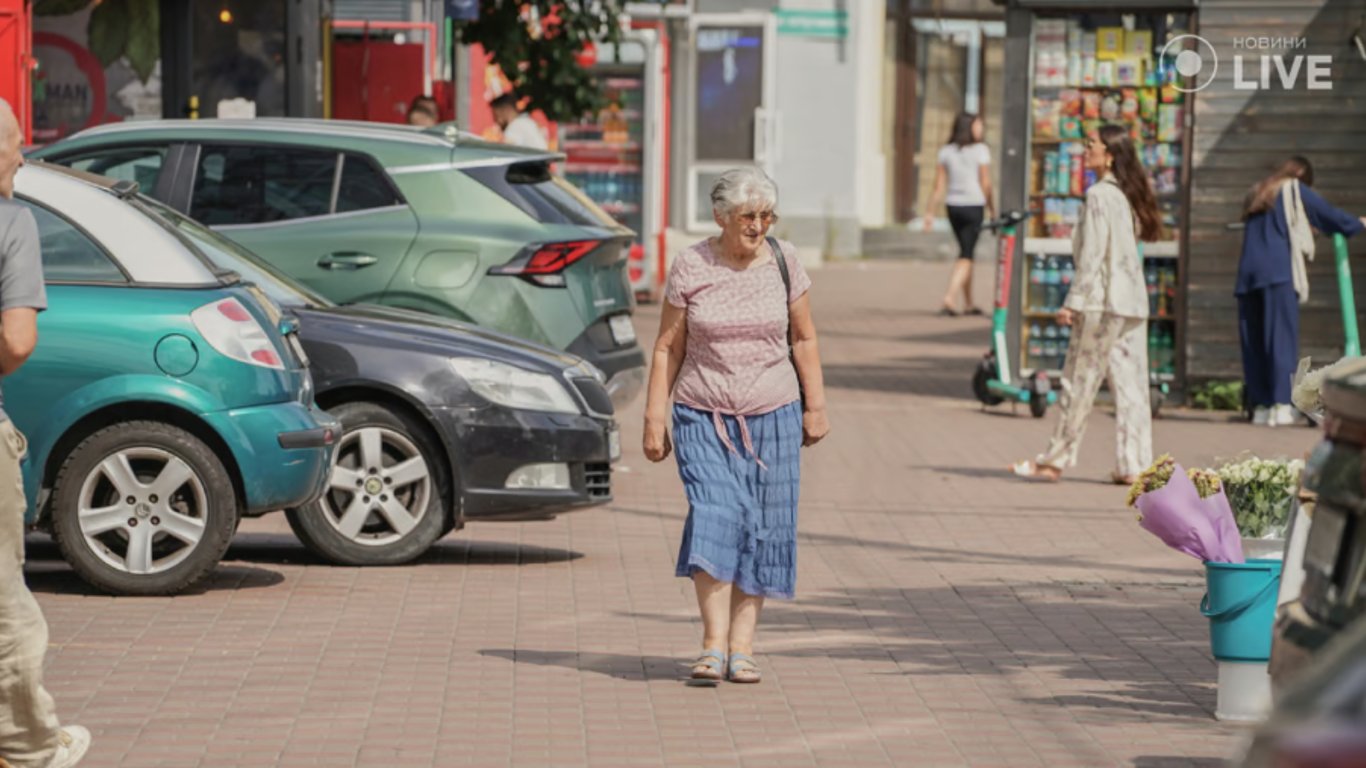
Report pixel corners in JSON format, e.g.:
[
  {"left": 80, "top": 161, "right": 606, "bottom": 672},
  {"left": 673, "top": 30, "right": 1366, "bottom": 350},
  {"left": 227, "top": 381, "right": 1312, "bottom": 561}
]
[{"left": 946, "top": 205, "right": 985, "bottom": 261}]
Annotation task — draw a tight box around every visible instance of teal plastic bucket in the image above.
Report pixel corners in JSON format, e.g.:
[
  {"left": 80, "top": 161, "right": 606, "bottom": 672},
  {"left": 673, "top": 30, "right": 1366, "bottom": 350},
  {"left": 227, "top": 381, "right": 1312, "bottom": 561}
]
[{"left": 1201, "top": 558, "right": 1283, "bottom": 662}]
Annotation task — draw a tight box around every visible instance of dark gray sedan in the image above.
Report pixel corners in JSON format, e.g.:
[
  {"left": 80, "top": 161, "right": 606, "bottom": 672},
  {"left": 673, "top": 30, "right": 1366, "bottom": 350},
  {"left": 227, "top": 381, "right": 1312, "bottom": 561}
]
[{"left": 145, "top": 198, "right": 618, "bottom": 566}]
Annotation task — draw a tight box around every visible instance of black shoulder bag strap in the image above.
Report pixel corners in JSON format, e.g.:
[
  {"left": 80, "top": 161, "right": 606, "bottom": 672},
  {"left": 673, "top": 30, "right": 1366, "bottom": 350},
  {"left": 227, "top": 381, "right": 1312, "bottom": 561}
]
[{"left": 768, "top": 236, "right": 805, "bottom": 407}]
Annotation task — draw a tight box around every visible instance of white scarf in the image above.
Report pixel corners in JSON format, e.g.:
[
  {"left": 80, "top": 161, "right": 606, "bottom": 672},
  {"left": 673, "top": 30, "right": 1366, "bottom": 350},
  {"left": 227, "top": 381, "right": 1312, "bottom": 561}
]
[{"left": 1284, "top": 178, "right": 1315, "bottom": 305}]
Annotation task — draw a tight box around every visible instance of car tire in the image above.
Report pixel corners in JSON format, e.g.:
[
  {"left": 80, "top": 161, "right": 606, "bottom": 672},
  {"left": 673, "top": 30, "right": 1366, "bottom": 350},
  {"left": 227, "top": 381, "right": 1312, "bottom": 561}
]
[
  {"left": 286, "top": 401, "right": 448, "bottom": 566},
  {"left": 50, "top": 421, "right": 239, "bottom": 596}
]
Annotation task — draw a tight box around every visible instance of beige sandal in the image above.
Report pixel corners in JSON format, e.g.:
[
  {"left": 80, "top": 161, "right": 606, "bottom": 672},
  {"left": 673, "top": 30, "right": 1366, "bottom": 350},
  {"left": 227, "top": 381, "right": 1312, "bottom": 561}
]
[{"left": 1010, "top": 460, "right": 1062, "bottom": 483}]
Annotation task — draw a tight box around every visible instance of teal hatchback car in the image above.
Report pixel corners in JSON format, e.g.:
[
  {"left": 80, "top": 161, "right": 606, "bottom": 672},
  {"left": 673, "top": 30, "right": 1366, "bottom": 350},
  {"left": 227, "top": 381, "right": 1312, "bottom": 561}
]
[
  {"left": 32, "top": 119, "right": 647, "bottom": 407},
  {"left": 10, "top": 165, "right": 338, "bottom": 595}
]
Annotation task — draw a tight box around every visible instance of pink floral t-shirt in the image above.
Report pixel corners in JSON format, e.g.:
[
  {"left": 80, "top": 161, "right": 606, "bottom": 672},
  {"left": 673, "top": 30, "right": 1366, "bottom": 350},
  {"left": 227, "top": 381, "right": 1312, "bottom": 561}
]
[{"left": 665, "top": 237, "right": 812, "bottom": 419}]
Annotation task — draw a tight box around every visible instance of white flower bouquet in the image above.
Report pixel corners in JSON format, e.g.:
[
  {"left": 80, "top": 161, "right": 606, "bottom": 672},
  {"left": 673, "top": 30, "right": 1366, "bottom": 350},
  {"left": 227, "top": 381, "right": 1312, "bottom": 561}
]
[
  {"left": 1292, "top": 356, "right": 1360, "bottom": 424},
  {"left": 1215, "top": 456, "right": 1304, "bottom": 540}
]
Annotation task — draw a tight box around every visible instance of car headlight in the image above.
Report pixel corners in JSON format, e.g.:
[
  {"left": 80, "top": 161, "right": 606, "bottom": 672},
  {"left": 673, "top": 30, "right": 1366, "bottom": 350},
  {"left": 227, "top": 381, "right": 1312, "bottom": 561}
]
[{"left": 450, "top": 357, "right": 580, "bottom": 414}]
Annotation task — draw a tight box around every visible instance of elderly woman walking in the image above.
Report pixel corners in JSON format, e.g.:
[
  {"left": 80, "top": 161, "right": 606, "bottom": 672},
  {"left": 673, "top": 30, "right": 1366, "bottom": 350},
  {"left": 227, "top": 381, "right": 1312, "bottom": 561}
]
[{"left": 642, "top": 167, "right": 829, "bottom": 685}]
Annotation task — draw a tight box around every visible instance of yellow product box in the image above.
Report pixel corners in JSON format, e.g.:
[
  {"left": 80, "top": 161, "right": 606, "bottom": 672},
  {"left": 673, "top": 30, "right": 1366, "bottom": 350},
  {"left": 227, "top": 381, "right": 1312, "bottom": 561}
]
[{"left": 1096, "top": 27, "right": 1125, "bottom": 60}]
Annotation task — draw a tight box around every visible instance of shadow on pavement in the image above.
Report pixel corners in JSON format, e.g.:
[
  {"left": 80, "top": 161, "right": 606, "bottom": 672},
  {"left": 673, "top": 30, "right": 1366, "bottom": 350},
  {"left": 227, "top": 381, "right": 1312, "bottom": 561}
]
[
  {"left": 23, "top": 559, "right": 285, "bottom": 595},
  {"left": 478, "top": 649, "right": 686, "bottom": 682},
  {"left": 822, "top": 356, "right": 978, "bottom": 400},
  {"left": 609, "top": 505, "right": 1194, "bottom": 579},
  {"left": 748, "top": 584, "right": 1215, "bottom": 721},
  {"left": 1133, "top": 758, "right": 1224, "bottom": 767},
  {"left": 224, "top": 532, "right": 583, "bottom": 567}
]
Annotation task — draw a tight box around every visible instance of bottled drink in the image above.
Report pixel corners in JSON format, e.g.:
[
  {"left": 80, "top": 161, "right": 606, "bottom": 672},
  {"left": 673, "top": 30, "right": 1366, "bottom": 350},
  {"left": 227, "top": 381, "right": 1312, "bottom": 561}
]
[
  {"left": 1044, "top": 256, "right": 1061, "bottom": 311},
  {"left": 1029, "top": 255, "right": 1046, "bottom": 311},
  {"left": 1145, "top": 264, "right": 1159, "bottom": 316},
  {"left": 1043, "top": 323, "right": 1060, "bottom": 370},
  {"left": 1029, "top": 323, "right": 1044, "bottom": 367}
]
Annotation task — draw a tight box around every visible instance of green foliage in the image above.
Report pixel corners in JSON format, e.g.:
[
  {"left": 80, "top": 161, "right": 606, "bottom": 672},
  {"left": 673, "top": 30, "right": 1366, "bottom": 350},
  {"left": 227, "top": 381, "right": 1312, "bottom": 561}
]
[
  {"left": 1191, "top": 380, "right": 1243, "bottom": 411},
  {"left": 36, "top": 0, "right": 159, "bottom": 84},
  {"left": 459, "top": 0, "right": 625, "bottom": 123}
]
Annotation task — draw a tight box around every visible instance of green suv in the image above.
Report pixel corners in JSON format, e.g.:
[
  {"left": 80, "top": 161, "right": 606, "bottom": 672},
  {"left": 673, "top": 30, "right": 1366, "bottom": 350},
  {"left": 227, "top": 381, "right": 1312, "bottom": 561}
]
[{"left": 31, "top": 119, "right": 645, "bottom": 406}]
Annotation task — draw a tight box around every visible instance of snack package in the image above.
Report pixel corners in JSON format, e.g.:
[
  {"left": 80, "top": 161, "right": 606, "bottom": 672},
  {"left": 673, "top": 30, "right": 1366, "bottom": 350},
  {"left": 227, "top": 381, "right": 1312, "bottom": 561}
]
[
  {"left": 1156, "top": 143, "right": 1175, "bottom": 168},
  {"left": 1059, "top": 89, "right": 1083, "bottom": 116},
  {"left": 1071, "top": 153, "right": 1085, "bottom": 196},
  {"left": 1080, "top": 32, "right": 1097, "bottom": 58},
  {"left": 1120, "top": 88, "right": 1140, "bottom": 121},
  {"left": 1117, "top": 57, "right": 1143, "bottom": 86},
  {"left": 1138, "top": 86, "right": 1158, "bottom": 121},
  {"left": 1158, "top": 104, "right": 1183, "bottom": 142},
  {"left": 1082, "top": 55, "right": 1098, "bottom": 87},
  {"left": 1096, "top": 60, "right": 1115, "bottom": 87},
  {"left": 1033, "top": 98, "right": 1061, "bottom": 139},
  {"left": 1126, "top": 30, "right": 1153, "bottom": 60},
  {"left": 1043, "top": 152, "right": 1058, "bottom": 195},
  {"left": 1067, "top": 52, "right": 1082, "bottom": 85},
  {"left": 1096, "top": 27, "right": 1124, "bottom": 59},
  {"left": 1059, "top": 116, "right": 1083, "bottom": 139},
  {"left": 1083, "top": 91, "right": 1102, "bottom": 119},
  {"left": 1100, "top": 91, "right": 1122, "bottom": 120}
]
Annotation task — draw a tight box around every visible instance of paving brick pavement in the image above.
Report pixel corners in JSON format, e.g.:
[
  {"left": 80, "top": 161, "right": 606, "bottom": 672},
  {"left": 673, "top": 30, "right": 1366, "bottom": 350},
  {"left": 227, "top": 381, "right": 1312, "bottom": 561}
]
[{"left": 22, "top": 259, "right": 1315, "bottom": 768}]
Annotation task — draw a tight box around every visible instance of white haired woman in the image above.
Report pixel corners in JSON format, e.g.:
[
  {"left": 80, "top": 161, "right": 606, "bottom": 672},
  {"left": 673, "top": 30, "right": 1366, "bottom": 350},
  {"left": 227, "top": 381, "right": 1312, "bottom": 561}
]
[{"left": 642, "top": 167, "right": 829, "bottom": 685}]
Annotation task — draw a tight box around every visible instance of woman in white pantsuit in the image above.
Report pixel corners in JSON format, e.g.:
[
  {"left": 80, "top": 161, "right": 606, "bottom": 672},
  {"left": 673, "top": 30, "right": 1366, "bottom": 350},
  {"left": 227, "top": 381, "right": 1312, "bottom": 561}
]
[{"left": 1012, "top": 125, "right": 1163, "bottom": 485}]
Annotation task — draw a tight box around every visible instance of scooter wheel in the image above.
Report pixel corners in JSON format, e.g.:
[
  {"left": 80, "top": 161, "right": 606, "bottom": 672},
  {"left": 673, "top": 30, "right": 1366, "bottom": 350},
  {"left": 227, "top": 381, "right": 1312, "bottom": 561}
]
[
  {"left": 973, "top": 358, "right": 1005, "bottom": 406},
  {"left": 1029, "top": 391, "right": 1049, "bottom": 418}
]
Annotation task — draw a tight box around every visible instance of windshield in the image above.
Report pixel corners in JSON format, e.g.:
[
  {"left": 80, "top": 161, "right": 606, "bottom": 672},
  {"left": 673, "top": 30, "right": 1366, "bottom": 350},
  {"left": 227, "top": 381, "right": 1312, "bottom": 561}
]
[{"left": 131, "top": 196, "right": 333, "bottom": 309}]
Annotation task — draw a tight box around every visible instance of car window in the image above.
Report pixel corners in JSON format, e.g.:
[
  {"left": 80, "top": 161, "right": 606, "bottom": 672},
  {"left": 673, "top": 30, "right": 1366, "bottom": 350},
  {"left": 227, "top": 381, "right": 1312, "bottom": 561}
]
[
  {"left": 191, "top": 146, "right": 337, "bottom": 226},
  {"left": 133, "top": 195, "right": 332, "bottom": 309},
  {"left": 58, "top": 146, "right": 168, "bottom": 195},
  {"left": 464, "top": 161, "right": 618, "bottom": 228},
  {"left": 336, "top": 154, "right": 402, "bottom": 213},
  {"left": 15, "top": 198, "right": 127, "bottom": 283}
]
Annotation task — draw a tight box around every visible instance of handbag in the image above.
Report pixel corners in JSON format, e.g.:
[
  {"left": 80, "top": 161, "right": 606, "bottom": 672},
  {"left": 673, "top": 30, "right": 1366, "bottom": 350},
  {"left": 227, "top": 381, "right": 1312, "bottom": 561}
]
[{"left": 767, "top": 236, "right": 805, "bottom": 408}]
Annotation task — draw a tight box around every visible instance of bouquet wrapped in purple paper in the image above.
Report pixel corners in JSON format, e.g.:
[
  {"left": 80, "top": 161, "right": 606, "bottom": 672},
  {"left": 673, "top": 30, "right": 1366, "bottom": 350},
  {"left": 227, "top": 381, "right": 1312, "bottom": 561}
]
[{"left": 1126, "top": 455, "right": 1245, "bottom": 564}]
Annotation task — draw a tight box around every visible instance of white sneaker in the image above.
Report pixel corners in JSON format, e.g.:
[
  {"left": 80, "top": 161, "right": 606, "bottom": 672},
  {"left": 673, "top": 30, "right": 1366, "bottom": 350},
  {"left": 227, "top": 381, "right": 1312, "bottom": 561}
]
[
  {"left": 44, "top": 726, "right": 90, "bottom": 768},
  {"left": 1252, "top": 406, "right": 1270, "bottom": 425},
  {"left": 1271, "top": 404, "right": 1300, "bottom": 427}
]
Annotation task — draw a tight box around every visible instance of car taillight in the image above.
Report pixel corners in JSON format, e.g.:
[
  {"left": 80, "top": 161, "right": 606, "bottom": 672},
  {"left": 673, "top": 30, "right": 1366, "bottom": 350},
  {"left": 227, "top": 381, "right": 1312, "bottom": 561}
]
[
  {"left": 191, "top": 298, "right": 285, "bottom": 370},
  {"left": 491, "top": 240, "right": 600, "bottom": 287}
]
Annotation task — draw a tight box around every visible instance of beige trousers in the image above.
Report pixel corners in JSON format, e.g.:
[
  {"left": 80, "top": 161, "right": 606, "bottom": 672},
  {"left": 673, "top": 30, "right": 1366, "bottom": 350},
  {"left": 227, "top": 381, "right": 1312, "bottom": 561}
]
[
  {"left": 0, "top": 420, "right": 60, "bottom": 767},
  {"left": 1036, "top": 311, "right": 1154, "bottom": 478}
]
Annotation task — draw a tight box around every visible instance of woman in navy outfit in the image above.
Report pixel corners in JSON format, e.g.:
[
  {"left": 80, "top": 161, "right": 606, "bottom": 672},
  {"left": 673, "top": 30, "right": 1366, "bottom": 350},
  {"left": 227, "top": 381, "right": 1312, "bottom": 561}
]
[{"left": 1238, "top": 156, "right": 1366, "bottom": 426}]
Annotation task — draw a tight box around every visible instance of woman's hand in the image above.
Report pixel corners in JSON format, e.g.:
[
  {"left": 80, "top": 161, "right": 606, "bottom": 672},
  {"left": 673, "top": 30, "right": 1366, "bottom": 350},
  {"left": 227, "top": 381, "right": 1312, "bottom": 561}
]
[
  {"left": 643, "top": 417, "right": 672, "bottom": 462},
  {"left": 1056, "top": 307, "right": 1076, "bottom": 327},
  {"left": 802, "top": 408, "right": 830, "bottom": 447}
]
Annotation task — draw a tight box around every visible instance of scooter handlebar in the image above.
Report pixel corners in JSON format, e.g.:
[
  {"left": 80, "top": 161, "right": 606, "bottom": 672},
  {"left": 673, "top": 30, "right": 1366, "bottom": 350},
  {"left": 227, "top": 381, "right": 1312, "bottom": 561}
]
[{"left": 984, "top": 210, "right": 1034, "bottom": 232}]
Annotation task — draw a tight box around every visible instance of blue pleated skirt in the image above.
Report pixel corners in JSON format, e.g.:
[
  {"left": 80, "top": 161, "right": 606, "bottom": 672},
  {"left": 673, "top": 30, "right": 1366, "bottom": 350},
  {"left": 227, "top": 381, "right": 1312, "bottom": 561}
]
[{"left": 673, "top": 401, "right": 802, "bottom": 599}]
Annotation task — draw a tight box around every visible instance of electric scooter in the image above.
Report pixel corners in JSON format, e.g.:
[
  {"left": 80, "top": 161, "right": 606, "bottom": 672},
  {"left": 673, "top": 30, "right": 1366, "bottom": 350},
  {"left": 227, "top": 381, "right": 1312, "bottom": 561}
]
[
  {"left": 1334, "top": 232, "right": 1360, "bottom": 356},
  {"left": 972, "top": 210, "right": 1056, "bottom": 418}
]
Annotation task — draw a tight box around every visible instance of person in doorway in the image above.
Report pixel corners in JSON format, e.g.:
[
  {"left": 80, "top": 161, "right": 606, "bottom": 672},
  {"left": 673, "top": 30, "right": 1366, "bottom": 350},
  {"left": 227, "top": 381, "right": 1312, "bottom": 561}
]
[
  {"left": 406, "top": 104, "right": 438, "bottom": 128},
  {"left": 922, "top": 112, "right": 995, "bottom": 316},
  {"left": 407, "top": 95, "right": 439, "bottom": 126},
  {"left": 1011, "top": 125, "right": 1161, "bottom": 485},
  {"left": 0, "top": 99, "right": 91, "bottom": 768},
  {"left": 642, "top": 167, "right": 829, "bottom": 685},
  {"left": 1237, "top": 156, "right": 1366, "bottom": 427},
  {"left": 489, "top": 93, "right": 548, "bottom": 150}
]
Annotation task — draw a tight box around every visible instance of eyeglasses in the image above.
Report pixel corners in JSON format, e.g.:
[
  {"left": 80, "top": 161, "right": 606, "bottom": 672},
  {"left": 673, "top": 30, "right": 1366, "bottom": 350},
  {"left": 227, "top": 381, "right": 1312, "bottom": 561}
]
[{"left": 736, "top": 211, "right": 779, "bottom": 227}]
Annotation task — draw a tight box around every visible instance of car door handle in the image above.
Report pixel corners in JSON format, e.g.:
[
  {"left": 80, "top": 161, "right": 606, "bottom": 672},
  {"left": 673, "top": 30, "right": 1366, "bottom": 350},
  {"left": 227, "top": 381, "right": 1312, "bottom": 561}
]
[{"left": 318, "top": 252, "right": 378, "bottom": 270}]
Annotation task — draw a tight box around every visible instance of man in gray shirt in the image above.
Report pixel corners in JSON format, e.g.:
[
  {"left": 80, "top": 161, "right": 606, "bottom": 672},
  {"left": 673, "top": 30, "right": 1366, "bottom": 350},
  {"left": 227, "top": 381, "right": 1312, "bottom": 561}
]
[{"left": 0, "top": 99, "right": 90, "bottom": 768}]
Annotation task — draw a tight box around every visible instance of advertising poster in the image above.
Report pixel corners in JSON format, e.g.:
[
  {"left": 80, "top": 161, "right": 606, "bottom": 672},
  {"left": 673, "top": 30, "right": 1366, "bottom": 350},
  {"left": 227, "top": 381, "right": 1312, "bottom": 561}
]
[{"left": 31, "top": 0, "right": 161, "bottom": 144}]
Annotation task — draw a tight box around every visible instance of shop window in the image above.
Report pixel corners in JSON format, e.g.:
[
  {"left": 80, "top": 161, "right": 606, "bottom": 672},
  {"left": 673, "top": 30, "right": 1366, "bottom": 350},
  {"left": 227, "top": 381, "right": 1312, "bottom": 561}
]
[
  {"left": 192, "top": 1, "right": 287, "bottom": 118},
  {"left": 17, "top": 199, "right": 126, "bottom": 284},
  {"left": 191, "top": 146, "right": 337, "bottom": 226}
]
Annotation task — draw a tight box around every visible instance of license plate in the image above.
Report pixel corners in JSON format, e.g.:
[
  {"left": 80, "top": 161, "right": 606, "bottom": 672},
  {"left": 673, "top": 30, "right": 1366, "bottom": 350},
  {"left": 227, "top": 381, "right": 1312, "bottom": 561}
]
[
  {"left": 608, "top": 314, "right": 637, "bottom": 346},
  {"left": 1305, "top": 504, "right": 1348, "bottom": 576},
  {"left": 608, "top": 426, "right": 621, "bottom": 462}
]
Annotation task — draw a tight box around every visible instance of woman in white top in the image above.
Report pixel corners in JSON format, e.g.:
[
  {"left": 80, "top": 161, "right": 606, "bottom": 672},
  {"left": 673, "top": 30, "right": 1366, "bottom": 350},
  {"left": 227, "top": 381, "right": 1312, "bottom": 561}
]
[
  {"left": 1012, "top": 124, "right": 1162, "bottom": 484},
  {"left": 923, "top": 113, "right": 995, "bottom": 316}
]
